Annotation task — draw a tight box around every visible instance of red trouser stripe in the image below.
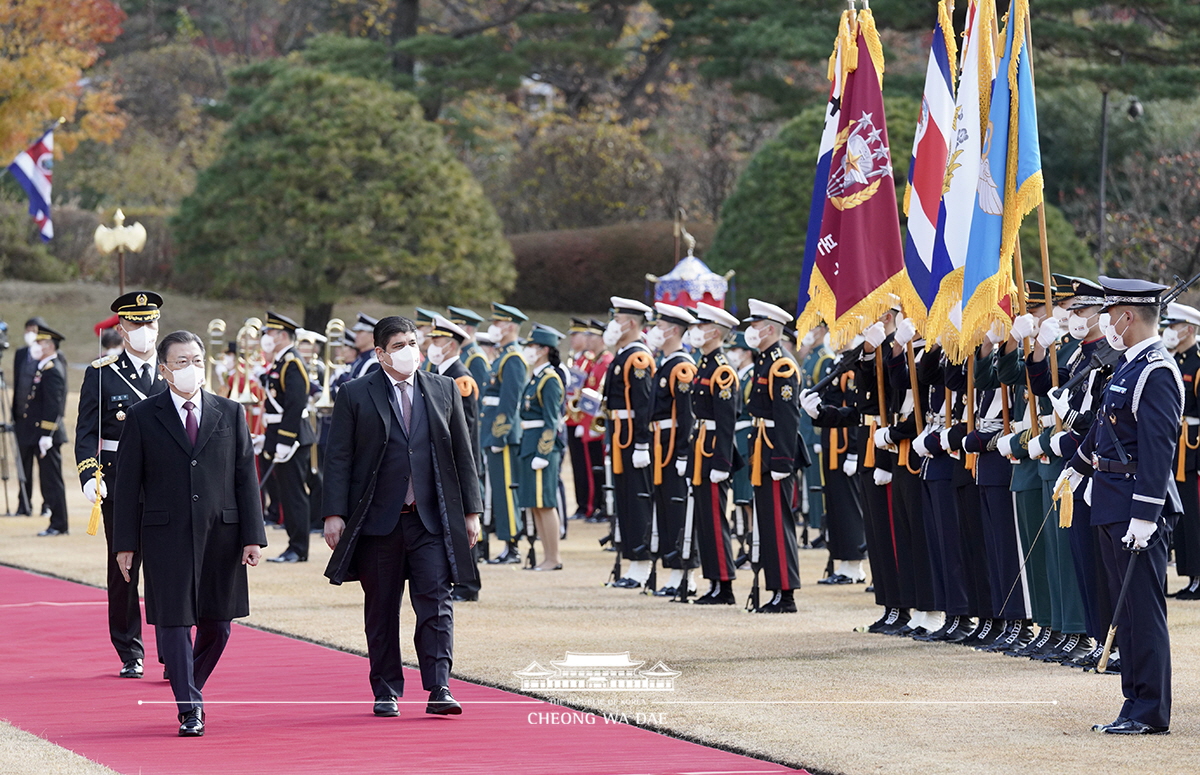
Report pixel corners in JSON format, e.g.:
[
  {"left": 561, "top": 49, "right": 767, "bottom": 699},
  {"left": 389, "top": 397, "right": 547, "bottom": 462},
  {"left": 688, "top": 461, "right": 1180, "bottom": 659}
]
[
  {"left": 712, "top": 481, "right": 729, "bottom": 581},
  {"left": 774, "top": 480, "right": 790, "bottom": 591}
]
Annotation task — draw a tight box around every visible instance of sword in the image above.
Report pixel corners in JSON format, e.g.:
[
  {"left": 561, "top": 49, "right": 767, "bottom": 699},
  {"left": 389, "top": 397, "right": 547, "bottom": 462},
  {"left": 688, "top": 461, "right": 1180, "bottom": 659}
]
[{"left": 1097, "top": 544, "right": 1141, "bottom": 674}]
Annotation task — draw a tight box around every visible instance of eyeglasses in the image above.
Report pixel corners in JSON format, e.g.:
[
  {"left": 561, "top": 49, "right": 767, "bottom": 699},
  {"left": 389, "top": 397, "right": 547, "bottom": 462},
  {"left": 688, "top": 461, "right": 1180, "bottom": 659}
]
[{"left": 169, "top": 357, "right": 206, "bottom": 369}]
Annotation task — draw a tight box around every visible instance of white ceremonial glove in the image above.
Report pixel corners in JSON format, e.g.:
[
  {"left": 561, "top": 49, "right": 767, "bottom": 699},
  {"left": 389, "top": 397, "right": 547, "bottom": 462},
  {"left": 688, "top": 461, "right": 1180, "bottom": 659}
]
[
  {"left": 1123, "top": 517, "right": 1158, "bottom": 550},
  {"left": 1050, "top": 431, "right": 1070, "bottom": 458},
  {"left": 800, "top": 389, "right": 822, "bottom": 419},
  {"left": 531, "top": 456, "right": 549, "bottom": 471},
  {"left": 83, "top": 477, "right": 108, "bottom": 504},
  {"left": 1027, "top": 434, "right": 1045, "bottom": 460},
  {"left": 490, "top": 445, "right": 504, "bottom": 454},
  {"left": 710, "top": 469, "right": 730, "bottom": 483},
  {"left": 252, "top": 434, "right": 266, "bottom": 456},
  {"left": 938, "top": 429, "right": 952, "bottom": 454},
  {"left": 37, "top": 435, "right": 52, "bottom": 458},
  {"left": 770, "top": 470, "right": 789, "bottom": 481},
  {"left": 574, "top": 425, "right": 584, "bottom": 438},
  {"left": 842, "top": 455, "right": 858, "bottom": 477},
  {"left": 813, "top": 443, "right": 822, "bottom": 455},
  {"left": 632, "top": 449, "right": 651, "bottom": 469},
  {"left": 1054, "top": 467, "right": 1083, "bottom": 495},
  {"left": 997, "top": 433, "right": 1016, "bottom": 458},
  {"left": 985, "top": 328, "right": 1004, "bottom": 346},
  {"left": 273, "top": 442, "right": 299, "bottom": 464},
  {"left": 1010, "top": 314, "right": 1037, "bottom": 341},
  {"left": 914, "top": 429, "right": 934, "bottom": 458},
  {"left": 873, "top": 426, "right": 892, "bottom": 450},
  {"left": 1084, "top": 478, "right": 1093, "bottom": 506},
  {"left": 863, "top": 322, "right": 887, "bottom": 348},
  {"left": 873, "top": 468, "right": 893, "bottom": 486},
  {"left": 1037, "top": 318, "right": 1063, "bottom": 349},
  {"left": 894, "top": 318, "right": 917, "bottom": 347},
  {"left": 675, "top": 458, "right": 688, "bottom": 477},
  {"left": 1049, "top": 387, "right": 1072, "bottom": 420}
]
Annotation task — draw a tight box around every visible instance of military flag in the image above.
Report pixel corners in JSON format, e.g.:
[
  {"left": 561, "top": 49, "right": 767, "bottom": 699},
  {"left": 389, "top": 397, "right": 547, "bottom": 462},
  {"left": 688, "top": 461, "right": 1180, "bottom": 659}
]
[{"left": 8, "top": 128, "right": 55, "bottom": 241}]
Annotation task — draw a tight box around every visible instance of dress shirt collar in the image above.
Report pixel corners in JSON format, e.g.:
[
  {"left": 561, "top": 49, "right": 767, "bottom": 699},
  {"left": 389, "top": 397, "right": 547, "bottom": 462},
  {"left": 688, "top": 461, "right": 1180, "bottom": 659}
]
[
  {"left": 387, "top": 371, "right": 416, "bottom": 391},
  {"left": 126, "top": 350, "right": 156, "bottom": 373},
  {"left": 1124, "top": 335, "right": 1162, "bottom": 364},
  {"left": 36, "top": 352, "right": 57, "bottom": 370},
  {"left": 169, "top": 387, "right": 203, "bottom": 420},
  {"left": 437, "top": 357, "right": 456, "bottom": 376}
]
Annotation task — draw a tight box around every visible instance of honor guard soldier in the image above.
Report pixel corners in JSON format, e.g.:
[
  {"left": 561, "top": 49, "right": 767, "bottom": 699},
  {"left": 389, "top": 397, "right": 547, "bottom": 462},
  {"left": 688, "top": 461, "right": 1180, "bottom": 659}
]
[
  {"left": 76, "top": 291, "right": 168, "bottom": 678},
  {"left": 646, "top": 302, "right": 699, "bottom": 598},
  {"left": 565, "top": 319, "right": 598, "bottom": 521},
  {"left": 687, "top": 302, "right": 742, "bottom": 605},
  {"left": 336, "top": 313, "right": 380, "bottom": 388},
  {"left": 518, "top": 324, "right": 567, "bottom": 571},
  {"left": 481, "top": 303, "right": 528, "bottom": 563},
  {"left": 743, "top": 300, "right": 802, "bottom": 612},
  {"left": 603, "top": 297, "right": 656, "bottom": 588},
  {"left": 1059, "top": 277, "right": 1182, "bottom": 735},
  {"left": 19, "top": 323, "right": 69, "bottom": 537},
  {"left": 728, "top": 330, "right": 757, "bottom": 562},
  {"left": 424, "top": 316, "right": 485, "bottom": 601},
  {"left": 1161, "top": 303, "right": 1200, "bottom": 599},
  {"left": 259, "top": 311, "right": 316, "bottom": 563},
  {"left": 296, "top": 328, "right": 328, "bottom": 535},
  {"left": 447, "top": 306, "right": 493, "bottom": 401},
  {"left": 414, "top": 308, "right": 439, "bottom": 369}
]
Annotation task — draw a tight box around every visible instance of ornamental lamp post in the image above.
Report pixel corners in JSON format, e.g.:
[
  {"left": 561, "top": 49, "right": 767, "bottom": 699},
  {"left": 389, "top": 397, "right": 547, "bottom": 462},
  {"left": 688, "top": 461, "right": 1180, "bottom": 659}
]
[{"left": 93, "top": 209, "right": 147, "bottom": 295}]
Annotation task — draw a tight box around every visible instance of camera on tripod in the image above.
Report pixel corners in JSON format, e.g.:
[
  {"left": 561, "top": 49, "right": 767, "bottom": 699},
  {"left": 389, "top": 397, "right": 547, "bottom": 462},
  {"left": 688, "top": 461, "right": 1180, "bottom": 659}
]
[{"left": 0, "top": 321, "right": 9, "bottom": 351}]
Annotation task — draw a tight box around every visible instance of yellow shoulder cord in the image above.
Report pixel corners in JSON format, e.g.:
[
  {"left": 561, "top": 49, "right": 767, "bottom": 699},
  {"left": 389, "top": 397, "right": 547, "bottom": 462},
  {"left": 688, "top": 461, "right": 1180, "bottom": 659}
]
[
  {"left": 656, "top": 361, "right": 696, "bottom": 485},
  {"left": 752, "top": 359, "right": 798, "bottom": 486},
  {"left": 614, "top": 350, "right": 655, "bottom": 475},
  {"left": 695, "top": 365, "right": 737, "bottom": 485},
  {"left": 1053, "top": 473, "right": 1074, "bottom": 528}
]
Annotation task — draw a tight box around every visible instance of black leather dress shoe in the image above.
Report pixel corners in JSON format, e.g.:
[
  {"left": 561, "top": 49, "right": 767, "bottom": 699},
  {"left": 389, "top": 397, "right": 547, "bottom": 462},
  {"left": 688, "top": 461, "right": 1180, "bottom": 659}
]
[
  {"left": 1174, "top": 578, "right": 1200, "bottom": 600},
  {"left": 940, "top": 617, "right": 977, "bottom": 643},
  {"left": 756, "top": 592, "right": 797, "bottom": 613},
  {"left": 653, "top": 586, "right": 678, "bottom": 598},
  {"left": 37, "top": 527, "right": 67, "bottom": 536},
  {"left": 450, "top": 587, "right": 478, "bottom": 602},
  {"left": 1063, "top": 645, "right": 1102, "bottom": 669},
  {"left": 1103, "top": 718, "right": 1169, "bottom": 735},
  {"left": 267, "top": 550, "right": 302, "bottom": 563},
  {"left": 1008, "top": 626, "right": 1054, "bottom": 657},
  {"left": 692, "top": 588, "right": 736, "bottom": 605},
  {"left": 373, "top": 696, "right": 399, "bottom": 717},
  {"left": 426, "top": 686, "right": 462, "bottom": 715},
  {"left": 119, "top": 658, "right": 144, "bottom": 678},
  {"left": 608, "top": 577, "right": 642, "bottom": 589},
  {"left": 178, "top": 708, "right": 204, "bottom": 737},
  {"left": 487, "top": 548, "right": 522, "bottom": 564},
  {"left": 1091, "top": 716, "right": 1128, "bottom": 732}
]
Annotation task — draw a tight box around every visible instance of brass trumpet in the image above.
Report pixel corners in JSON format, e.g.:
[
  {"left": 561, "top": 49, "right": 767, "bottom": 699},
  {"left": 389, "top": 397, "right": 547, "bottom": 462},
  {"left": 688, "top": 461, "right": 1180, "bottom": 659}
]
[
  {"left": 314, "top": 317, "right": 345, "bottom": 411},
  {"left": 229, "top": 317, "right": 264, "bottom": 406},
  {"left": 205, "top": 319, "right": 226, "bottom": 389}
]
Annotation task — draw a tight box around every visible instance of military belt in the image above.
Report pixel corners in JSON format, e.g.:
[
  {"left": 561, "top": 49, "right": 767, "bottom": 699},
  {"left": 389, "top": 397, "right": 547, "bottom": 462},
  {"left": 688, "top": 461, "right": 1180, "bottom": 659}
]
[
  {"left": 1093, "top": 455, "right": 1137, "bottom": 475},
  {"left": 520, "top": 420, "right": 545, "bottom": 429},
  {"left": 100, "top": 439, "right": 119, "bottom": 452}
]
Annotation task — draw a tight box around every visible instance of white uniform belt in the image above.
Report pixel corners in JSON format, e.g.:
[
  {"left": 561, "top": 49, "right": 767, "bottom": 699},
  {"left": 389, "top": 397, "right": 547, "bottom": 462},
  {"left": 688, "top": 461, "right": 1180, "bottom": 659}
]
[
  {"left": 1039, "top": 414, "right": 1055, "bottom": 427},
  {"left": 976, "top": 419, "right": 1004, "bottom": 433},
  {"left": 264, "top": 413, "right": 283, "bottom": 424},
  {"left": 482, "top": 396, "right": 500, "bottom": 406},
  {"left": 520, "top": 420, "right": 545, "bottom": 429},
  {"left": 653, "top": 419, "right": 675, "bottom": 430},
  {"left": 734, "top": 420, "right": 753, "bottom": 431},
  {"left": 1009, "top": 420, "right": 1029, "bottom": 433},
  {"left": 1187, "top": 417, "right": 1200, "bottom": 426},
  {"left": 699, "top": 420, "right": 717, "bottom": 431},
  {"left": 752, "top": 418, "right": 775, "bottom": 428},
  {"left": 610, "top": 409, "right": 634, "bottom": 419},
  {"left": 100, "top": 439, "right": 119, "bottom": 452}
]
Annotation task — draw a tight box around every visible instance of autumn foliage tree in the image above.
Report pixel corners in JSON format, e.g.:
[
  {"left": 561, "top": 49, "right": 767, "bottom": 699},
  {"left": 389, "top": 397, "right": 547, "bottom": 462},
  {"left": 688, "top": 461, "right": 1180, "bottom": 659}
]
[{"left": 0, "top": 0, "right": 127, "bottom": 159}]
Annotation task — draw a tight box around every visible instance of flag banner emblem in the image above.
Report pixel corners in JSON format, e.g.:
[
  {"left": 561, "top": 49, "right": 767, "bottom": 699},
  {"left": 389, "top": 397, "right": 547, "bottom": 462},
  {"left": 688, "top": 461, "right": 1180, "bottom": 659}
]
[{"left": 8, "top": 129, "right": 54, "bottom": 241}]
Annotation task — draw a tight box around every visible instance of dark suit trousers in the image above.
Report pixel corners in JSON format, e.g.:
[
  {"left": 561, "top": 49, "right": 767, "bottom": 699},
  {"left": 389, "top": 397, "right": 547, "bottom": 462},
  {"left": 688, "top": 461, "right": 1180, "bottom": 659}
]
[
  {"left": 159, "top": 620, "right": 231, "bottom": 715},
  {"left": 101, "top": 495, "right": 144, "bottom": 662},
  {"left": 21, "top": 442, "right": 67, "bottom": 531},
  {"left": 358, "top": 506, "right": 453, "bottom": 698},
  {"left": 16, "top": 441, "right": 34, "bottom": 513},
  {"left": 263, "top": 449, "right": 311, "bottom": 559}
]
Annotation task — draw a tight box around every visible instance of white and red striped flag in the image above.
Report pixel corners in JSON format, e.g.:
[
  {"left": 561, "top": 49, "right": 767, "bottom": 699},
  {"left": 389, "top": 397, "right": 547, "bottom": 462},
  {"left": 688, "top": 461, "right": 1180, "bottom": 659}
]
[{"left": 8, "top": 129, "right": 55, "bottom": 241}]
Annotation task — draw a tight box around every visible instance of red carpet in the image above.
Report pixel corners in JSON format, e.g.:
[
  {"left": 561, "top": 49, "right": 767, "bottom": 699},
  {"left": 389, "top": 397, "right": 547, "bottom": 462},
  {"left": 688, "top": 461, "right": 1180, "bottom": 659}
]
[{"left": 0, "top": 565, "right": 807, "bottom": 775}]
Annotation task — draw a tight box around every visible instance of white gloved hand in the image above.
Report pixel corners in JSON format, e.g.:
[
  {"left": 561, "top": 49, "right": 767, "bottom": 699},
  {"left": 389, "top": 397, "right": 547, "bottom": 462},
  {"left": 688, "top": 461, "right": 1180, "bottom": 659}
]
[
  {"left": 1050, "top": 431, "right": 1069, "bottom": 458},
  {"left": 574, "top": 425, "right": 584, "bottom": 438},
  {"left": 863, "top": 322, "right": 887, "bottom": 348},
  {"left": 1027, "top": 435, "right": 1046, "bottom": 459},
  {"left": 252, "top": 434, "right": 266, "bottom": 456},
  {"left": 800, "top": 389, "right": 822, "bottom": 419},
  {"left": 83, "top": 477, "right": 108, "bottom": 504},
  {"left": 1037, "top": 318, "right": 1063, "bottom": 349},
  {"left": 37, "top": 435, "right": 52, "bottom": 458},
  {"left": 531, "top": 456, "right": 549, "bottom": 470},
  {"left": 997, "top": 433, "right": 1016, "bottom": 458},
  {"left": 632, "top": 449, "right": 651, "bottom": 469},
  {"left": 938, "top": 429, "right": 952, "bottom": 455},
  {"left": 873, "top": 426, "right": 892, "bottom": 450},
  {"left": 1049, "top": 387, "right": 1071, "bottom": 420},
  {"left": 710, "top": 469, "right": 730, "bottom": 483},
  {"left": 813, "top": 443, "right": 822, "bottom": 455},
  {"left": 894, "top": 318, "right": 917, "bottom": 347},
  {"left": 873, "top": 468, "right": 893, "bottom": 486},
  {"left": 914, "top": 429, "right": 933, "bottom": 457},
  {"left": 770, "top": 470, "right": 789, "bottom": 481},
  {"left": 1084, "top": 477, "right": 1093, "bottom": 506},
  {"left": 490, "top": 445, "right": 504, "bottom": 454},
  {"left": 675, "top": 458, "right": 688, "bottom": 477},
  {"left": 1010, "top": 314, "right": 1037, "bottom": 341},
  {"left": 1123, "top": 517, "right": 1158, "bottom": 550},
  {"left": 1054, "top": 467, "right": 1083, "bottom": 495},
  {"left": 842, "top": 455, "right": 858, "bottom": 477},
  {"left": 986, "top": 327, "right": 1004, "bottom": 346},
  {"left": 273, "top": 442, "right": 299, "bottom": 464}
]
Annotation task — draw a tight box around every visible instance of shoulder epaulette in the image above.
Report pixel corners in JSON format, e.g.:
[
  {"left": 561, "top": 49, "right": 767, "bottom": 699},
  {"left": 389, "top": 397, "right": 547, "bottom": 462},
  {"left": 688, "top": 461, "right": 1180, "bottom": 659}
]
[{"left": 91, "top": 354, "right": 120, "bottom": 369}]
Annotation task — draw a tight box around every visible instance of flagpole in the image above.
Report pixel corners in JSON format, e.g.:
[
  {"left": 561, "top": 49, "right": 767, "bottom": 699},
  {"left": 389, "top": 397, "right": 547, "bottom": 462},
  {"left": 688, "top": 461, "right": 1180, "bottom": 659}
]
[
  {"left": 1011, "top": 240, "right": 1042, "bottom": 439},
  {"left": 907, "top": 342, "right": 923, "bottom": 434}
]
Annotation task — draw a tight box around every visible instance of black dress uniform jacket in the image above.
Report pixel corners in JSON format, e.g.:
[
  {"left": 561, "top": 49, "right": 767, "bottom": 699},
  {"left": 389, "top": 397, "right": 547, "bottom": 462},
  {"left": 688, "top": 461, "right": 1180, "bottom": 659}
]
[{"left": 76, "top": 352, "right": 168, "bottom": 486}]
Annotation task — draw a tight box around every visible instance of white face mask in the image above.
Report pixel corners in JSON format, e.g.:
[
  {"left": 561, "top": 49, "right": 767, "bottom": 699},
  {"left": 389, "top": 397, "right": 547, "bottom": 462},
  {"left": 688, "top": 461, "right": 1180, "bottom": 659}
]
[
  {"left": 1100, "top": 312, "right": 1130, "bottom": 352},
  {"left": 167, "top": 364, "right": 205, "bottom": 396},
  {"left": 23, "top": 331, "right": 37, "bottom": 347},
  {"left": 800, "top": 330, "right": 816, "bottom": 348},
  {"left": 381, "top": 344, "right": 420, "bottom": 375},
  {"left": 686, "top": 327, "right": 710, "bottom": 348},
  {"left": 725, "top": 350, "right": 745, "bottom": 371},
  {"left": 123, "top": 324, "right": 157, "bottom": 354},
  {"left": 260, "top": 333, "right": 277, "bottom": 354},
  {"left": 426, "top": 342, "right": 447, "bottom": 366},
  {"left": 1067, "top": 311, "right": 1094, "bottom": 340},
  {"left": 415, "top": 329, "right": 426, "bottom": 347},
  {"left": 1052, "top": 305, "right": 1069, "bottom": 322},
  {"left": 602, "top": 319, "right": 624, "bottom": 348},
  {"left": 486, "top": 324, "right": 504, "bottom": 343},
  {"left": 522, "top": 346, "right": 540, "bottom": 364},
  {"left": 1162, "top": 327, "right": 1181, "bottom": 350},
  {"left": 28, "top": 343, "right": 44, "bottom": 361},
  {"left": 743, "top": 325, "right": 764, "bottom": 350},
  {"left": 645, "top": 326, "right": 667, "bottom": 350}
]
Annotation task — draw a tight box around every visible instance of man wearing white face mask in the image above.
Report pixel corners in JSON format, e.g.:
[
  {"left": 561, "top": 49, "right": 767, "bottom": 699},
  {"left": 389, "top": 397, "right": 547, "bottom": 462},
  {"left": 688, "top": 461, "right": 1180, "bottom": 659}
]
[
  {"left": 1161, "top": 303, "right": 1200, "bottom": 599},
  {"left": 480, "top": 302, "right": 529, "bottom": 563},
  {"left": 76, "top": 290, "right": 170, "bottom": 679},
  {"left": 1058, "top": 277, "right": 1182, "bottom": 735},
  {"left": 11, "top": 316, "right": 53, "bottom": 516},
  {"left": 259, "top": 312, "right": 316, "bottom": 564},
  {"left": 17, "top": 322, "right": 69, "bottom": 537}
]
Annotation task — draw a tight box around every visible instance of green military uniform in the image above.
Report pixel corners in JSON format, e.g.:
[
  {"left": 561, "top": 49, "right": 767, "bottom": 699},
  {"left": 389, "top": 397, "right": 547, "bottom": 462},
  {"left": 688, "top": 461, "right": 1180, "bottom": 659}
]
[
  {"left": 518, "top": 328, "right": 566, "bottom": 509},
  {"left": 480, "top": 303, "right": 528, "bottom": 556}
]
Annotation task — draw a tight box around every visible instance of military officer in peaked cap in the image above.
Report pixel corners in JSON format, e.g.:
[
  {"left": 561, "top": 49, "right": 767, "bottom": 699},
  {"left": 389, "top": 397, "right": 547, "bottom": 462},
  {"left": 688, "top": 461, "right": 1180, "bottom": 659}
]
[
  {"left": 258, "top": 311, "right": 316, "bottom": 563},
  {"left": 339, "top": 313, "right": 381, "bottom": 386},
  {"left": 480, "top": 303, "right": 529, "bottom": 563},
  {"left": 1161, "top": 302, "right": 1200, "bottom": 599},
  {"left": 20, "top": 322, "right": 69, "bottom": 537},
  {"left": 743, "top": 300, "right": 802, "bottom": 612},
  {"left": 76, "top": 291, "right": 170, "bottom": 678},
  {"left": 447, "top": 306, "right": 493, "bottom": 403},
  {"left": 1059, "top": 278, "right": 1181, "bottom": 735}
]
